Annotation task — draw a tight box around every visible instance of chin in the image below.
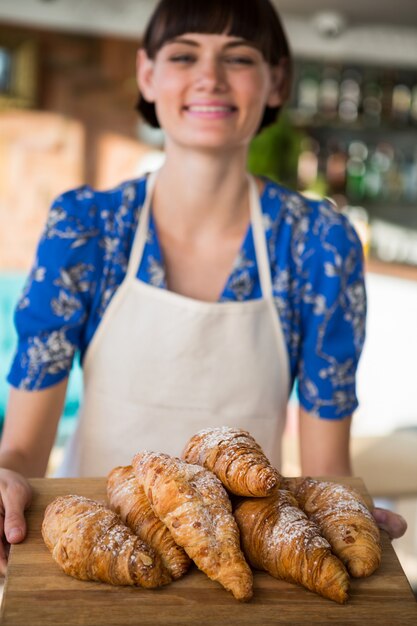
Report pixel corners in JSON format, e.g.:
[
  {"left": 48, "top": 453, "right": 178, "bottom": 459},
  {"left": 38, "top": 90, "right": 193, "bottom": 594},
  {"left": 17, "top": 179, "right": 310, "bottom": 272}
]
[
  {"left": 172, "top": 129, "right": 251, "bottom": 152},
  {"left": 182, "top": 140, "right": 246, "bottom": 154}
]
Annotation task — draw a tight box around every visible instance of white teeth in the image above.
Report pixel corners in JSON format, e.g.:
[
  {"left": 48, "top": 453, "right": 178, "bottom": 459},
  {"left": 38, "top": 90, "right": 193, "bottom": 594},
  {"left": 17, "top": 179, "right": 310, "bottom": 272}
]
[{"left": 187, "top": 105, "right": 233, "bottom": 112}]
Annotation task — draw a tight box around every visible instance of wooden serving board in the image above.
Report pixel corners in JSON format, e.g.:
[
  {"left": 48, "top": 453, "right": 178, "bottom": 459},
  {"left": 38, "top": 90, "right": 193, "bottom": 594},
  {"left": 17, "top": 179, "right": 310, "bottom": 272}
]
[{"left": 1, "top": 477, "right": 416, "bottom": 626}]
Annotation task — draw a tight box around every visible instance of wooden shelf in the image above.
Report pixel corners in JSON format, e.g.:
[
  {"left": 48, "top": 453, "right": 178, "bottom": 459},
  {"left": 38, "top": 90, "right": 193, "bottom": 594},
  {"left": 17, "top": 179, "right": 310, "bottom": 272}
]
[{"left": 367, "top": 257, "right": 417, "bottom": 281}]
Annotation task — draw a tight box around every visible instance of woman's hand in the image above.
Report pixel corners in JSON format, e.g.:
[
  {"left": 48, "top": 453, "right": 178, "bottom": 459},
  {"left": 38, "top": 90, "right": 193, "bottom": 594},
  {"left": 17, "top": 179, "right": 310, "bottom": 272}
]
[
  {"left": 372, "top": 507, "right": 407, "bottom": 539},
  {"left": 0, "top": 469, "right": 32, "bottom": 576}
]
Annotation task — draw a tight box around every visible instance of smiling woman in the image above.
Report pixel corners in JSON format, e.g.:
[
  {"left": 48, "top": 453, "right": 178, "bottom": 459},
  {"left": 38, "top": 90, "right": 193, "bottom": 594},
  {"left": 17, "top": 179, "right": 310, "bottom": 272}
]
[{"left": 0, "top": 0, "right": 407, "bottom": 577}]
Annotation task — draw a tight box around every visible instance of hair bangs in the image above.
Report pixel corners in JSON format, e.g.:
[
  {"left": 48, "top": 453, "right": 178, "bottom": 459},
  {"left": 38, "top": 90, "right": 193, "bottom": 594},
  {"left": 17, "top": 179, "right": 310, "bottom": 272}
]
[{"left": 144, "top": 0, "right": 281, "bottom": 64}]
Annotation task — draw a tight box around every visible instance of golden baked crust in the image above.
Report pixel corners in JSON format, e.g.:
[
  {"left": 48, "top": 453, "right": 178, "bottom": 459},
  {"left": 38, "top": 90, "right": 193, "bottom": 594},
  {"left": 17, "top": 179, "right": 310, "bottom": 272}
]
[
  {"left": 132, "top": 451, "right": 253, "bottom": 601},
  {"left": 234, "top": 489, "right": 350, "bottom": 604},
  {"left": 41, "top": 494, "right": 171, "bottom": 588},
  {"left": 107, "top": 465, "right": 191, "bottom": 580},
  {"left": 182, "top": 426, "right": 282, "bottom": 496},
  {"left": 285, "top": 477, "right": 382, "bottom": 578}
]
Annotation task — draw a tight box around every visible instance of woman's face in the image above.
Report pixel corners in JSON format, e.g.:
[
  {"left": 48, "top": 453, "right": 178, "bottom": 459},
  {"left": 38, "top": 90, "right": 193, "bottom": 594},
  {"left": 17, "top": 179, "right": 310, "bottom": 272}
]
[{"left": 137, "top": 33, "right": 283, "bottom": 152}]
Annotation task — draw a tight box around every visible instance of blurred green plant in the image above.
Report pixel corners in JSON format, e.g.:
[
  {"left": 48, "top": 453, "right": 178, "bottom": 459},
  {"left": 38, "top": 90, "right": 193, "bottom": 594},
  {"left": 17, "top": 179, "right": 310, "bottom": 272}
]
[{"left": 248, "top": 110, "right": 303, "bottom": 189}]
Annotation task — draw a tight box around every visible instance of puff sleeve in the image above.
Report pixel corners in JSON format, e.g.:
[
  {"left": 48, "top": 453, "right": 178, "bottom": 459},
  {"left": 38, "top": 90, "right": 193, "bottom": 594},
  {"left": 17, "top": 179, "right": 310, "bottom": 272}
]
[
  {"left": 7, "top": 187, "right": 100, "bottom": 391},
  {"left": 296, "top": 200, "right": 366, "bottom": 418}
]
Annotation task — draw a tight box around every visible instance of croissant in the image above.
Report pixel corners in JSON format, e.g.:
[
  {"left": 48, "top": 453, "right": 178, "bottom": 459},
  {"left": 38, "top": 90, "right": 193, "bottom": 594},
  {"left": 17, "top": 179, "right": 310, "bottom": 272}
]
[
  {"left": 182, "top": 426, "right": 282, "bottom": 497},
  {"left": 132, "top": 451, "right": 253, "bottom": 601},
  {"left": 42, "top": 494, "right": 171, "bottom": 588},
  {"left": 234, "top": 490, "right": 350, "bottom": 604},
  {"left": 107, "top": 465, "right": 191, "bottom": 580},
  {"left": 285, "top": 478, "right": 382, "bottom": 578}
]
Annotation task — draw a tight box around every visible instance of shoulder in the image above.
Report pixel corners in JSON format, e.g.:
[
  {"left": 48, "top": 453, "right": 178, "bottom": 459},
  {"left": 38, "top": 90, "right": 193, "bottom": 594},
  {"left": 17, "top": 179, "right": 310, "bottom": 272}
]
[
  {"left": 47, "top": 175, "right": 148, "bottom": 227},
  {"left": 33, "top": 175, "right": 150, "bottom": 278},
  {"left": 262, "top": 178, "right": 362, "bottom": 261}
]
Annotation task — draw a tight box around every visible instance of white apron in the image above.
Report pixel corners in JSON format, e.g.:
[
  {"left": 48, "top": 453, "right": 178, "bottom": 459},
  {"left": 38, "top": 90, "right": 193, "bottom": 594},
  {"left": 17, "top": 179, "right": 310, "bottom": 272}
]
[{"left": 56, "top": 172, "right": 290, "bottom": 477}]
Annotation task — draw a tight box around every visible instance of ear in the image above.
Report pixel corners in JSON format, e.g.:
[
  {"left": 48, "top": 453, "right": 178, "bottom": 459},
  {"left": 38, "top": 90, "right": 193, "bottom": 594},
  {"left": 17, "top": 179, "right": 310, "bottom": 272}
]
[
  {"left": 266, "top": 58, "right": 289, "bottom": 108},
  {"left": 136, "top": 48, "right": 156, "bottom": 102}
]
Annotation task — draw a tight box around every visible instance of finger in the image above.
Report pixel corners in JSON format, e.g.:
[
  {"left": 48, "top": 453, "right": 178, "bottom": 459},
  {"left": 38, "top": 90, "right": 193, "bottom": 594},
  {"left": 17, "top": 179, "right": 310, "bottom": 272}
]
[
  {"left": 0, "top": 546, "right": 7, "bottom": 578},
  {"left": 0, "top": 513, "right": 7, "bottom": 550},
  {"left": 0, "top": 516, "right": 8, "bottom": 577},
  {"left": 373, "top": 507, "right": 408, "bottom": 539},
  {"left": 2, "top": 489, "right": 28, "bottom": 545},
  {"left": 0, "top": 545, "right": 9, "bottom": 576},
  {"left": 4, "top": 513, "right": 26, "bottom": 544}
]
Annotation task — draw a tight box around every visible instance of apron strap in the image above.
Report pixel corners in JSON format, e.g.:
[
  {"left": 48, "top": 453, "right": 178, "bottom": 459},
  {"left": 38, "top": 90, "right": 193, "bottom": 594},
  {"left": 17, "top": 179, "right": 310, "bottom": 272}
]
[
  {"left": 127, "top": 171, "right": 274, "bottom": 303},
  {"left": 247, "top": 175, "right": 274, "bottom": 300},
  {"left": 248, "top": 176, "right": 289, "bottom": 395},
  {"left": 126, "top": 170, "right": 159, "bottom": 279}
]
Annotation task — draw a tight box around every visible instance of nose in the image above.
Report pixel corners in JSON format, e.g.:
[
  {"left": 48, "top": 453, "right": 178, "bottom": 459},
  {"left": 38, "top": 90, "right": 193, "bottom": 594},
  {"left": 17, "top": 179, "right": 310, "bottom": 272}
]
[{"left": 195, "top": 58, "right": 227, "bottom": 92}]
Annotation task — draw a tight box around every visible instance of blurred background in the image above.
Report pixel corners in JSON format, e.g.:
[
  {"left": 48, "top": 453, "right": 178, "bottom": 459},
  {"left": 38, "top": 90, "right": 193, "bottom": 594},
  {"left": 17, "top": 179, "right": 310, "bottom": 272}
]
[{"left": 0, "top": 0, "right": 416, "bottom": 595}]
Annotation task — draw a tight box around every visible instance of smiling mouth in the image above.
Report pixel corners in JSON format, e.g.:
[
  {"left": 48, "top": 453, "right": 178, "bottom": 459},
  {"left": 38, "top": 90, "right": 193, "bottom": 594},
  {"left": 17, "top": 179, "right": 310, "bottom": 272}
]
[{"left": 184, "top": 105, "right": 237, "bottom": 113}]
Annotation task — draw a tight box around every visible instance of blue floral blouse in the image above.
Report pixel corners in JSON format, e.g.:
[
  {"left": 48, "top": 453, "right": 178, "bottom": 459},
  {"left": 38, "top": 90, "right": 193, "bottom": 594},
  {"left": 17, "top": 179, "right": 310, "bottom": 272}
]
[{"left": 7, "top": 175, "right": 366, "bottom": 419}]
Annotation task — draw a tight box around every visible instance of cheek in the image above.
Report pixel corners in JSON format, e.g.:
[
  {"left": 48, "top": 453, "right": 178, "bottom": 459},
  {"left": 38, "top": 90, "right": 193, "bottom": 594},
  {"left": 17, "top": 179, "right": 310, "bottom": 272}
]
[
  {"left": 153, "top": 68, "right": 183, "bottom": 99},
  {"left": 152, "top": 74, "right": 184, "bottom": 122},
  {"left": 237, "top": 74, "right": 271, "bottom": 109}
]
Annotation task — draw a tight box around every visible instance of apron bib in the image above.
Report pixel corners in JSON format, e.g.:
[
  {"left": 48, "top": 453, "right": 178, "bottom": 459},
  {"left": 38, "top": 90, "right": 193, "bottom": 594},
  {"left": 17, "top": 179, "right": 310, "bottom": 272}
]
[{"left": 56, "top": 172, "right": 290, "bottom": 476}]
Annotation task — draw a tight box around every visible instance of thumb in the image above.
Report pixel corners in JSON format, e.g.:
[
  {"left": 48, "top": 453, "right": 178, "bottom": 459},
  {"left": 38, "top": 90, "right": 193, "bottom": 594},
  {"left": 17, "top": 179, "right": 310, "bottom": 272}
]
[
  {"left": 2, "top": 487, "right": 30, "bottom": 544},
  {"left": 373, "top": 507, "right": 408, "bottom": 539}
]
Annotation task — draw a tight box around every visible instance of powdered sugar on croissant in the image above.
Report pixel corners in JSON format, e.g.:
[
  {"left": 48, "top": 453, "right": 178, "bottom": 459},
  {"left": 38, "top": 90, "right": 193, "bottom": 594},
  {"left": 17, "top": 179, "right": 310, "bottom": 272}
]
[
  {"left": 285, "top": 478, "right": 382, "bottom": 578},
  {"left": 234, "top": 490, "right": 350, "bottom": 604},
  {"left": 132, "top": 451, "right": 253, "bottom": 601},
  {"left": 182, "top": 426, "right": 282, "bottom": 496}
]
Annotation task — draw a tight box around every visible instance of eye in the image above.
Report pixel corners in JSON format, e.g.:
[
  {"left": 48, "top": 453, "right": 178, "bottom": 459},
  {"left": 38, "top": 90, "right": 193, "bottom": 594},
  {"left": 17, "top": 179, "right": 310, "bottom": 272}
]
[
  {"left": 224, "top": 55, "right": 256, "bottom": 66},
  {"left": 168, "top": 53, "right": 195, "bottom": 64}
]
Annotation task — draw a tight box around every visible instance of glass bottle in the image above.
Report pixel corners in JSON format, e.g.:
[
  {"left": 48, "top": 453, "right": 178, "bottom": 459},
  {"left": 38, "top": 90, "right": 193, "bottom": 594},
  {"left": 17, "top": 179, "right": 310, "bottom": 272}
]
[
  {"left": 318, "top": 66, "right": 340, "bottom": 122},
  {"left": 338, "top": 68, "right": 362, "bottom": 124},
  {"left": 346, "top": 141, "right": 368, "bottom": 201},
  {"left": 391, "top": 79, "right": 411, "bottom": 126},
  {"left": 361, "top": 73, "right": 383, "bottom": 127},
  {"left": 296, "top": 65, "right": 320, "bottom": 121}
]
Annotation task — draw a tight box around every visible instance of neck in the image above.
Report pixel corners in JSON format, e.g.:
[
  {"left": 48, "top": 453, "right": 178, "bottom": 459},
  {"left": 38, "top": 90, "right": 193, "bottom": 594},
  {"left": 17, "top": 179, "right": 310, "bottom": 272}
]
[{"left": 153, "top": 143, "right": 253, "bottom": 237}]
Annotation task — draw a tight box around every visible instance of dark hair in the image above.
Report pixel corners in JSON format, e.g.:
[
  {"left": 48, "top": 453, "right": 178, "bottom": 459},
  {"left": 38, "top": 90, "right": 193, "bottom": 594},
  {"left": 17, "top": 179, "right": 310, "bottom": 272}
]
[{"left": 136, "top": 0, "right": 292, "bottom": 131}]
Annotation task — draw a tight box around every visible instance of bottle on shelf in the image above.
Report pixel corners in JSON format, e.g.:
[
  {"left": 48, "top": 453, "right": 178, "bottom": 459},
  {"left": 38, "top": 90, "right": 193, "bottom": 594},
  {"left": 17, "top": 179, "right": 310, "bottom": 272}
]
[
  {"left": 402, "top": 147, "right": 417, "bottom": 203},
  {"left": 295, "top": 65, "right": 320, "bottom": 121},
  {"left": 361, "top": 72, "right": 383, "bottom": 127},
  {"left": 297, "top": 137, "right": 320, "bottom": 190},
  {"left": 325, "top": 138, "right": 347, "bottom": 194},
  {"left": 338, "top": 68, "right": 362, "bottom": 124},
  {"left": 346, "top": 141, "right": 368, "bottom": 201},
  {"left": 363, "top": 147, "right": 383, "bottom": 201},
  {"left": 380, "top": 142, "right": 403, "bottom": 201},
  {"left": 409, "top": 84, "right": 417, "bottom": 126},
  {"left": 391, "top": 82, "right": 412, "bottom": 126},
  {"left": 317, "top": 66, "right": 340, "bottom": 122}
]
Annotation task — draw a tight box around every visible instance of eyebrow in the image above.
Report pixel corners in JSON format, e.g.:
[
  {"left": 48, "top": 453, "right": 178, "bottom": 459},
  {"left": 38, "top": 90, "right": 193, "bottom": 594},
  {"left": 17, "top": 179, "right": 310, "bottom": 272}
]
[{"left": 168, "top": 37, "right": 259, "bottom": 51}]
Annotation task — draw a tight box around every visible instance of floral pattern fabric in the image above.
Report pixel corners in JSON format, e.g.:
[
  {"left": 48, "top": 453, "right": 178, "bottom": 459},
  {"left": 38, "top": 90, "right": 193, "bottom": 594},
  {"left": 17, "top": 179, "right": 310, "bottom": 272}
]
[{"left": 7, "top": 176, "right": 366, "bottom": 419}]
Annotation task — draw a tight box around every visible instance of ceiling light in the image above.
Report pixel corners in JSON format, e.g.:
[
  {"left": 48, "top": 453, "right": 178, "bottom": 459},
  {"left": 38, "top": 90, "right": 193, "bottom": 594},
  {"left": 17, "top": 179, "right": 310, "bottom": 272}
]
[{"left": 312, "top": 11, "right": 348, "bottom": 39}]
